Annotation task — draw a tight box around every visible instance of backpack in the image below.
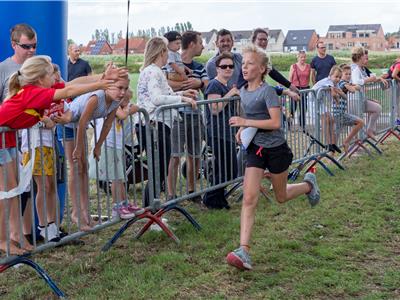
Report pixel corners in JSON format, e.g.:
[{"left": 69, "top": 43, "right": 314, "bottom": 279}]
[{"left": 387, "top": 61, "right": 400, "bottom": 79}]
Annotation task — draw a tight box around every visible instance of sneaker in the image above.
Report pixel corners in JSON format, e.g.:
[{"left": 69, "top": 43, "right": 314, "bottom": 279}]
[
  {"left": 111, "top": 203, "right": 122, "bottom": 219},
  {"left": 38, "top": 223, "right": 61, "bottom": 242},
  {"left": 226, "top": 246, "right": 252, "bottom": 270},
  {"left": 303, "top": 172, "right": 320, "bottom": 207},
  {"left": 119, "top": 203, "right": 145, "bottom": 220},
  {"left": 395, "top": 118, "right": 400, "bottom": 126}
]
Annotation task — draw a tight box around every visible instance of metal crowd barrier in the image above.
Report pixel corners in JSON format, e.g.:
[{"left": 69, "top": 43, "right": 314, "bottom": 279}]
[{"left": 1, "top": 80, "right": 399, "bottom": 297}]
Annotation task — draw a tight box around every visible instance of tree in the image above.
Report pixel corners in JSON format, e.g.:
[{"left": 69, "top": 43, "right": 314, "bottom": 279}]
[
  {"left": 167, "top": 26, "right": 171, "bottom": 32},
  {"left": 117, "top": 30, "right": 123, "bottom": 41},
  {"left": 95, "top": 29, "right": 100, "bottom": 40},
  {"left": 175, "top": 23, "right": 180, "bottom": 32},
  {"left": 186, "top": 21, "right": 193, "bottom": 31},
  {"left": 160, "top": 26, "right": 166, "bottom": 36},
  {"left": 67, "top": 39, "right": 75, "bottom": 47},
  {"left": 151, "top": 27, "right": 156, "bottom": 37},
  {"left": 111, "top": 32, "right": 115, "bottom": 44},
  {"left": 103, "top": 28, "right": 110, "bottom": 42}
]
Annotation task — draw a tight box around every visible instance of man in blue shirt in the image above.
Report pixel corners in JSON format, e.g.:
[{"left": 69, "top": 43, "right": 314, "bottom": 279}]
[
  {"left": 311, "top": 41, "right": 336, "bottom": 85},
  {"left": 67, "top": 44, "right": 92, "bottom": 81},
  {"left": 206, "top": 29, "right": 246, "bottom": 88}
]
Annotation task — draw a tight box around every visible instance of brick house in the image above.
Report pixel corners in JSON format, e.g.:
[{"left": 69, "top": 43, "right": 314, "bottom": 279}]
[
  {"left": 321, "top": 24, "right": 387, "bottom": 51},
  {"left": 283, "top": 30, "right": 318, "bottom": 52},
  {"left": 82, "top": 40, "right": 113, "bottom": 55},
  {"left": 113, "top": 38, "right": 147, "bottom": 54}
]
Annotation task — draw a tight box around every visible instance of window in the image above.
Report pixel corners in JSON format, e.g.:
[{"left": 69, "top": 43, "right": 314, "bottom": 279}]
[
  {"left": 352, "top": 33, "right": 356, "bottom": 38},
  {"left": 348, "top": 42, "right": 354, "bottom": 47},
  {"left": 359, "top": 33, "right": 364, "bottom": 38},
  {"left": 328, "top": 43, "right": 333, "bottom": 50},
  {"left": 361, "top": 42, "right": 368, "bottom": 47},
  {"left": 365, "top": 33, "right": 370, "bottom": 38}
]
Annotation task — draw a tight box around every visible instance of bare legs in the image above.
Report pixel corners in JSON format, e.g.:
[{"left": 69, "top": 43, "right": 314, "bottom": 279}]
[
  {"left": 239, "top": 167, "right": 311, "bottom": 252},
  {"left": 65, "top": 141, "right": 91, "bottom": 231}
]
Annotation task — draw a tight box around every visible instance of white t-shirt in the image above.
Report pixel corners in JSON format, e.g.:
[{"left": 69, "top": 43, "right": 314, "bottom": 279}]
[
  {"left": 93, "top": 118, "right": 124, "bottom": 150},
  {"left": 21, "top": 128, "right": 54, "bottom": 152}
]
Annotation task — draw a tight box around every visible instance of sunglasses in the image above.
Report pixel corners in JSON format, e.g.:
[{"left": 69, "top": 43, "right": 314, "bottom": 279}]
[
  {"left": 16, "top": 42, "right": 37, "bottom": 50},
  {"left": 218, "top": 64, "right": 234, "bottom": 70}
]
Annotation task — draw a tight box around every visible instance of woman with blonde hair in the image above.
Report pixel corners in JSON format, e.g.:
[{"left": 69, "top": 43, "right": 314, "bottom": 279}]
[
  {"left": 350, "top": 47, "right": 383, "bottom": 138},
  {"left": 136, "top": 37, "right": 197, "bottom": 204},
  {"left": 227, "top": 45, "right": 320, "bottom": 270}
]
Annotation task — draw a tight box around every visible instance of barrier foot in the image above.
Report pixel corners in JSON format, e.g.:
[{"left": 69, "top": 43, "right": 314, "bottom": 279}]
[
  {"left": 0, "top": 255, "right": 65, "bottom": 298},
  {"left": 102, "top": 210, "right": 180, "bottom": 252},
  {"left": 322, "top": 153, "right": 345, "bottom": 170},
  {"left": 377, "top": 128, "right": 400, "bottom": 144},
  {"left": 135, "top": 203, "right": 201, "bottom": 240},
  {"left": 347, "top": 140, "right": 372, "bottom": 159},
  {"left": 364, "top": 138, "right": 383, "bottom": 155}
]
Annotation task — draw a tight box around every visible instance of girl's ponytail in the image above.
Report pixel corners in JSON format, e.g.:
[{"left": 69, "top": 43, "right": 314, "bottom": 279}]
[
  {"left": 6, "top": 71, "right": 22, "bottom": 99},
  {"left": 5, "top": 55, "right": 53, "bottom": 99}
]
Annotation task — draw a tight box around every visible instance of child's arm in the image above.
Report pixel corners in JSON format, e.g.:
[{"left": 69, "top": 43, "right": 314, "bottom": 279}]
[
  {"left": 93, "top": 108, "right": 118, "bottom": 161},
  {"left": 170, "top": 62, "right": 186, "bottom": 76},
  {"left": 72, "top": 96, "right": 98, "bottom": 162},
  {"left": 54, "top": 80, "right": 114, "bottom": 101},
  {"left": 344, "top": 83, "right": 361, "bottom": 93},
  {"left": 41, "top": 116, "right": 55, "bottom": 129},
  {"left": 66, "top": 63, "right": 128, "bottom": 85},
  {"left": 53, "top": 110, "right": 72, "bottom": 124}
]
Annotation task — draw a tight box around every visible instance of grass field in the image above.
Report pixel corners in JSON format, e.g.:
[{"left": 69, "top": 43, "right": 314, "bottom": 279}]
[{"left": 1, "top": 139, "right": 399, "bottom": 299}]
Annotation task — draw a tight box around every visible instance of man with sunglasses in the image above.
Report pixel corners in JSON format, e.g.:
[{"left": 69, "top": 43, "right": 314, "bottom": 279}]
[
  {"left": 310, "top": 41, "right": 336, "bottom": 85},
  {"left": 0, "top": 23, "right": 37, "bottom": 102}
]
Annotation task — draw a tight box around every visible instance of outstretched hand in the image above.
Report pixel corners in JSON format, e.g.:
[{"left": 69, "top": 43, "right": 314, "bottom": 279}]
[{"left": 104, "top": 62, "right": 129, "bottom": 81}]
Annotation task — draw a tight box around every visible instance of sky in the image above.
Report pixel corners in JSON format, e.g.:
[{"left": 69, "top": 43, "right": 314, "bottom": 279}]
[{"left": 68, "top": 0, "right": 400, "bottom": 45}]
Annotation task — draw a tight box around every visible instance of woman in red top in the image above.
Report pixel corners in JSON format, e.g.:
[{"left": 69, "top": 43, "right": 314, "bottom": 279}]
[
  {"left": 0, "top": 55, "right": 113, "bottom": 255},
  {"left": 289, "top": 50, "right": 311, "bottom": 127}
]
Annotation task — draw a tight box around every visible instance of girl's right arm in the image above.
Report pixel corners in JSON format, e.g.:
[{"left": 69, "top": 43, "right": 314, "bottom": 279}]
[
  {"left": 72, "top": 95, "right": 98, "bottom": 162},
  {"left": 53, "top": 80, "right": 113, "bottom": 101}
]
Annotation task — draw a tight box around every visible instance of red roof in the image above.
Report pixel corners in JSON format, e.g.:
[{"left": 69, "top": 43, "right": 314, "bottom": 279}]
[{"left": 113, "top": 38, "right": 147, "bottom": 53}]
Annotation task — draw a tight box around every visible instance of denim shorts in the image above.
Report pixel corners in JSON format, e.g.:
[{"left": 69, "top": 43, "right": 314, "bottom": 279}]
[
  {"left": 0, "top": 147, "right": 17, "bottom": 165},
  {"left": 56, "top": 125, "right": 75, "bottom": 141}
]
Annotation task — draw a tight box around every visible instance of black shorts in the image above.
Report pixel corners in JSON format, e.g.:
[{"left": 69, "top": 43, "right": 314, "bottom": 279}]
[{"left": 246, "top": 142, "right": 293, "bottom": 174}]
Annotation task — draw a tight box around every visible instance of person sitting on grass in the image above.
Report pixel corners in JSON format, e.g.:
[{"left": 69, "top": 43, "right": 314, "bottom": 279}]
[{"left": 226, "top": 45, "right": 320, "bottom": 271}]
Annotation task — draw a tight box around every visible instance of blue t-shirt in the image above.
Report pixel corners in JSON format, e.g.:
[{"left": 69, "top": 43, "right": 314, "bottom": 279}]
[
  {"left": 310, "top": 54, "right": 336, "bottom": 82},
  {"left": 204, "top": 79, "right": 237, "bottom": 142}
]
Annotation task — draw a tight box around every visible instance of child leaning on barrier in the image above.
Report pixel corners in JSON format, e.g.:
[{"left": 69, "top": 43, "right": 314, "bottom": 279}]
[
  {"left": 336, "top": 64, "right": 364, "bottom": 153},
  {"left": 312, "top": 65, "right": 344, "bottom": 154},
  {"left": 53, "top": 74, "right": 130, "bottom": 232},
  {"left": 89, "top": 89, "right": 143, "bottom": 220},
  {"left": 0, "top": 56, "right": 111, "bottom": 254}
]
